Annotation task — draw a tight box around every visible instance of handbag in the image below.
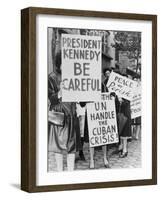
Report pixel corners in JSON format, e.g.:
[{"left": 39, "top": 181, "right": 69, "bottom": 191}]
[
  {"left": 117, "top": 113, "right": 128, "bottom": 134},
  {"left": 48, "top": 110, "right": 65, "bottom": 127}
]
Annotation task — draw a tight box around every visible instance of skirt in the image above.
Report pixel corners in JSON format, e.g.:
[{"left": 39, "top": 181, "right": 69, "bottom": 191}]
[{"left": 119, "top": 118, "right": 132, "bottom": 138}]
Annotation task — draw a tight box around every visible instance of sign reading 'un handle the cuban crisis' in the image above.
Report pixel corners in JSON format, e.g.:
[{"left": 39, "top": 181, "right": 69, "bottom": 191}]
[
  {"left": 61, "top": 34, "right": 102, "bottom": 102},
  {"left": 87, "top": 93, "right": 119, "bottom": 147}
]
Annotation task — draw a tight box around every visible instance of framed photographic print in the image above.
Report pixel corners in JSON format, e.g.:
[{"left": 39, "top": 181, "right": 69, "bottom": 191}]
[{"left": 21, "top": 7, "right": 157, "bottom": 192}]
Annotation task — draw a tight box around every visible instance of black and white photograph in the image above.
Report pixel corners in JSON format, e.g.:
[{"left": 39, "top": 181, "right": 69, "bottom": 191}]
[
  {"left": 47, "top": 27, "right": 142, "bottom": 172},
  {"left": 20, "top": 7, "right": 157, "bottom": 192}
]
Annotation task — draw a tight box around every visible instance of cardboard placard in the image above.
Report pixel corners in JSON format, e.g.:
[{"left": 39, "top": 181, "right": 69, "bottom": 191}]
[
  {"left": 106, "top": 71, "right": 137, "bottom": 101},
  {"left": 131, "top": 83, "right": 141, "bottom": 119},
  {"left": 61, "top": 34, "right": 102, "bottom": 102},
  {"left": 87, "top": 93, "right": 119, "bottom": 147}
]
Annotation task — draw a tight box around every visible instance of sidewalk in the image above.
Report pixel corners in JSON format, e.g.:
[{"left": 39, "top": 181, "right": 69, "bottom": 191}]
[{"left": 48, "top": 137, "right": 141, "bottom": 171}]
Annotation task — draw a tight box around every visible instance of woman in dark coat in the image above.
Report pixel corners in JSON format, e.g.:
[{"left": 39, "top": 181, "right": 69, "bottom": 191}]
[
  {"left": 116, "top": 96, "right": 132, "bottom": 158},
  {"left": 48, "top": 51, "right": 77, "bottom": 171}
]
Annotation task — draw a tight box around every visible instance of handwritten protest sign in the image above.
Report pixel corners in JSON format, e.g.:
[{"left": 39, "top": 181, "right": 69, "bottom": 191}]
[
  {"left": 106, "top": 71, "right": 137, "bottom": 101},
  {"left": 87, "top": 93, "right": 119, "bottom": 147},
  {"left": 130, "top": 82, "right": 141, "bottom": 119},
  {"left": 61, "top": 34, "right": 102, "bottom": 102}
]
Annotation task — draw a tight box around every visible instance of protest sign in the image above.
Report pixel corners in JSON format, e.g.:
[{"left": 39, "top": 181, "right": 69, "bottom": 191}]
[
  {"left": 106, "top": 71, "right": 137, "bottom": 101},
  {"left": 87, "top": 93, "right": 119, "bottom": 147},
  {"left": 61, "top": 34, "right": 102, "bottom": 102},
  {"left": 130, "top": 82, "right": 141, "bottom": 119}
]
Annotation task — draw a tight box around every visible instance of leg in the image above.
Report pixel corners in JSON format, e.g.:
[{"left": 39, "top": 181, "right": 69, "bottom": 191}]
[
  {"left": 135, "top": 125, "right": 141, "bottom": 140},
  {"left": 122, "top": 138, "right": 128, "bottom": 153},
  {"left": 102, "top": 145, "right": 110, "bottom": 168},
  {"left": 79, "top": 116, "right": 86, "bottom": 160},
  {"left": 89, "top": 147, "right": 94, "bottom": 169},
  {"left": 119, "top": 138, "right": 128, "bottom": 158},
  {"left": 131, "top": 125, "right": 135, "bottom": 138},
  {"left": 79, "top": 137, "right": 86, "bottom": 161},
  {"left": 118, "top": 138, "right": 123, "bottom": 151},
  {"left": 67, "top": 153, "right": 75, "bottom": 171},
  {"left": 55, "top": 153, "right": 63, "bottom": 171},
  {"left": 79, "top": 115, "right": 85, "bottom": 138}
]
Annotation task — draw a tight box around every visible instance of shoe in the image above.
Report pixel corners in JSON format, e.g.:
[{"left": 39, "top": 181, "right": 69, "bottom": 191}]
[
  {"left": 118, "top": 149, "right": 123, "bottom": 153},
  {"left": 104, "top": 163, "right": 111, "bottom": 168},
  {"left": 112, "top": 149, "right": 122, "bottom": 155},
  {"left": 119, "top": 151, "right": 128, "bottom": 158}
]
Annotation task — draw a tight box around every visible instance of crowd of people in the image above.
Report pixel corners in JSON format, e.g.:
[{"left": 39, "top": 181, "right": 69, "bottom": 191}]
[{"left": 48, "top": 51, "right": 141, "bottom": 171}]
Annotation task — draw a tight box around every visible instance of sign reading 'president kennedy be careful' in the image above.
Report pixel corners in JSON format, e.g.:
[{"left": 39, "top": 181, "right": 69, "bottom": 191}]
[{"left": 61, "top": 34, "right": 102, "bottom": 102}]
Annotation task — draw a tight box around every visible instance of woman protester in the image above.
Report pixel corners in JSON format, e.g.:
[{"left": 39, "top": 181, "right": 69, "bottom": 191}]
[
  {"left": 48, "top": 51, "right": 78, "bottom": 171},
  {"left": 88, "top": 68, "right": 112, "bottom": 169},
  {"left": 116, "top": 96, "right": 132, "bottom": 158}
]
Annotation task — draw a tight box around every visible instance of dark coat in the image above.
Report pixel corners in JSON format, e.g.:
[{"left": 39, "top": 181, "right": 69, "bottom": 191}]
[
  {"left": 115, "top": 98, "right": 132, "bottom": 138},
  {"left": 48, "top": 72, "right": 78, "bottom": 153}
]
